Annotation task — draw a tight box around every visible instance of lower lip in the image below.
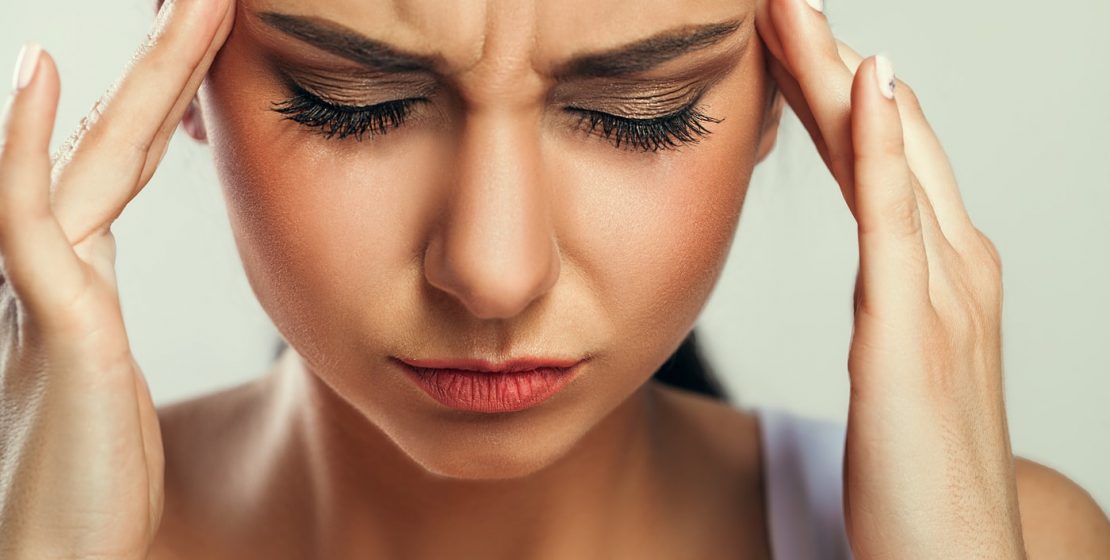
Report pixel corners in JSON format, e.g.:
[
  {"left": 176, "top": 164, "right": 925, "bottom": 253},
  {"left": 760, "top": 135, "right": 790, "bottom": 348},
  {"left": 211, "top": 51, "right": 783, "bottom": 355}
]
[{"left": 397, "top": 360, "right": 582, "bottom": 414}]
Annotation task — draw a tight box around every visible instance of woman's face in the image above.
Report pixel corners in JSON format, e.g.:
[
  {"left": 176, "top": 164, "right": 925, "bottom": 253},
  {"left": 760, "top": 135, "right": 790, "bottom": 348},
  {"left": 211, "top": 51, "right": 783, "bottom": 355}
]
[{"left": 195, "top": 0, "right": 778, "bottom": 479}]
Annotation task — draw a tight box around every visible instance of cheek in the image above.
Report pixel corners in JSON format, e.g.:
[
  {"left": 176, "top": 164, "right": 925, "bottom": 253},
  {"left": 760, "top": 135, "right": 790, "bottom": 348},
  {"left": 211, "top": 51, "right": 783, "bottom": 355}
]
[
  {"left": 550, "top": 68, "right": 766, "bottom": 357},
  {"left": 197, "top": 37, "right": 766, "bottom": 477},
  {"left": 200, "top": 31, "right": 765, "bottom": 366},
  {"left": 199, "top": 43, "right": 447, "bottom": 350}
]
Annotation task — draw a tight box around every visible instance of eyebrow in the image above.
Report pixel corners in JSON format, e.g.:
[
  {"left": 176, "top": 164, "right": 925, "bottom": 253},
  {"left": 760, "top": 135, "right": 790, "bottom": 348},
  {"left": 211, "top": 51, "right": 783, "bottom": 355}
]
[
  {"left": 257, "top": 12, "right": 746, "bottom": 80},
  {"left": 552, "top": 19, "right": 745, "bottom": 79}
]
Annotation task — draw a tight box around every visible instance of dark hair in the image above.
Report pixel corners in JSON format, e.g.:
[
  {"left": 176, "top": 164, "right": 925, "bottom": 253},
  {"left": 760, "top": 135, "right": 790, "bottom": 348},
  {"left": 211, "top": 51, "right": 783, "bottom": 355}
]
[
  {"left": 649, "top": 329, "right": 731, "bottom": 402},
  {"left": 272, "top": 328, "right": 731, "bottom": 403}
]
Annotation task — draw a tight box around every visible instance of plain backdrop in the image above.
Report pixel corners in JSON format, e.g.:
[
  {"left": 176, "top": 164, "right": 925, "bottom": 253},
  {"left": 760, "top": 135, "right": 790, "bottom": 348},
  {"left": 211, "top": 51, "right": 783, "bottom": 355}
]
[{"left": 3, "top": 0, "right": 1108, "bottom": 511}]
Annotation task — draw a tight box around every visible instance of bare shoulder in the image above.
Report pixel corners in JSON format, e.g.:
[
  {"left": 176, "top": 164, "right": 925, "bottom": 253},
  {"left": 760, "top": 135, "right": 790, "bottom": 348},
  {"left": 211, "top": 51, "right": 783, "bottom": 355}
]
[
  {"left": 156, "top": 376, "right": 271, "bottom": 445},
  {"left": 1014, "top": 457, "right": 1110, "bottom": 558},
  {"left": 154, "top": 373, "right": 278, "bottom": 499},
  {"left": 149, "top": 377, "right": 275, "bottom": 560}
]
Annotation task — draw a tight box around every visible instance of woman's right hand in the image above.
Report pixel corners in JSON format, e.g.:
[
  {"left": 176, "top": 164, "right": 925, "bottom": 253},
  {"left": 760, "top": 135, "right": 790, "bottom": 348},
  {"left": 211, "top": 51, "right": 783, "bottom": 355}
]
[{"left": 0, "top": 1, "right": 233, "bottom": 558}]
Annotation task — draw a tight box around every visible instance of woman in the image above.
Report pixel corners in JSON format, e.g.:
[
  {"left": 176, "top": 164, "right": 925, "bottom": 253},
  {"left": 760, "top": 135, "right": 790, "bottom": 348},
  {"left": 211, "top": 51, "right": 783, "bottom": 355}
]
[{"left": 1, "top": 0, "right": 1107, "bottom": 557}]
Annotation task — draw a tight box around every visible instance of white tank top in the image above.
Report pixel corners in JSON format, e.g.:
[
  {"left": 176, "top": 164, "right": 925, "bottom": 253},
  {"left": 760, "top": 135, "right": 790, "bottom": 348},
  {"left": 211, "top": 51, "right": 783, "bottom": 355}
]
[{"left": 755, "top": 406, "right": 854, "bottom": 559}]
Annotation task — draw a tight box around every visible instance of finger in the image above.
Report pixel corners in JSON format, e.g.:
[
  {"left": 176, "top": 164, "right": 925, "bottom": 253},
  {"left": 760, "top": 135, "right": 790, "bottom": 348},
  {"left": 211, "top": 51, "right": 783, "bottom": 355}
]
[
  {"left": 851, "top": 54, "right": 930, "bottom": 318},
  {"left": 766, "top": 54, "right": 853, "bottom": 213},
  {"left": 754, "top": 0, "right": 787, "bottom": 69},
  {"left": 766, "top": 0, "right": 858, "bottom": 209},
  {"left": 754, "top": 0, "right": 821, "bottom": 73},
  {"left": 48, "top": 0, "right": 235, "bottom": 246},
  {"left": 0, "top": 46, "right": 88, "bottom": 316},
  {"left": 835, "top": 41, "right": 980, "bottom": 250}
]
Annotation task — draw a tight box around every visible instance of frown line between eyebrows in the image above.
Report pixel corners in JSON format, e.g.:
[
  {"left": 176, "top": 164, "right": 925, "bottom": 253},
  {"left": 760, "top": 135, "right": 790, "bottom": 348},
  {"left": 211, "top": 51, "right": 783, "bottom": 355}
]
[{"left": 256, "top": 11, "right": 748, "bottom": 81}]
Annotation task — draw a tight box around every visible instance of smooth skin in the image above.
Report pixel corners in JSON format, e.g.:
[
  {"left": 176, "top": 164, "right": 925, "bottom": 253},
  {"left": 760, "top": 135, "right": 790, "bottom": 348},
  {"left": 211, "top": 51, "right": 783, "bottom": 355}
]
[{"left": 0, "top": 0, "right": 1108, "bottom": 559}]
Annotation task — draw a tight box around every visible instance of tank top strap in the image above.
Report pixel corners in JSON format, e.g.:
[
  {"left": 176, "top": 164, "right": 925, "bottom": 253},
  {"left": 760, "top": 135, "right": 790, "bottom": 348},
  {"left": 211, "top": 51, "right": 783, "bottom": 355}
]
[{"left": 755, "top": 406, "right": 854, "bottom": 560}]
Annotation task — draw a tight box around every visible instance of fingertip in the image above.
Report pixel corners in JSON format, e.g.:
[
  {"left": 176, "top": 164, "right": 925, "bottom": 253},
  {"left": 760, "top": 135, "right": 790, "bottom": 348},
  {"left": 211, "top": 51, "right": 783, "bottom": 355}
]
[
  {"left": 12, "top": 43, "right": 42, "bottom": 91},
  {"left": 29, "top": 48, "right": 62, "bottom": 120},
  {"left": 3, "top": 44, "right": 60, "bottom": 159},
  {"left": 851, "top": 54, "right": 919, "bottom": 252},
  {"left": 874, "top": 53, "right": 896, "bottom": 101},
  {"left": 851, "top": 55, "right": 904, "bottom": 158}
]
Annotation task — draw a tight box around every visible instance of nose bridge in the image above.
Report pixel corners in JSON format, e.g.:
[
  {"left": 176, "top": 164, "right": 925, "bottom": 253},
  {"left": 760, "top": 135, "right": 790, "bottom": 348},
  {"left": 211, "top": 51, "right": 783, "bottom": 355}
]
[{"left": 423, "top": 103, "right": 560, "bottom": 320}]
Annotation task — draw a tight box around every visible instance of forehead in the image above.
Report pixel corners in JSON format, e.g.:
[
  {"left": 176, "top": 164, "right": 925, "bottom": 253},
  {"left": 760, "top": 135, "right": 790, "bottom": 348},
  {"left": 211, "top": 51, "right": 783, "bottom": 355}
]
[{"left": 244, "top": 0, "right": 753, "bottom": 72}]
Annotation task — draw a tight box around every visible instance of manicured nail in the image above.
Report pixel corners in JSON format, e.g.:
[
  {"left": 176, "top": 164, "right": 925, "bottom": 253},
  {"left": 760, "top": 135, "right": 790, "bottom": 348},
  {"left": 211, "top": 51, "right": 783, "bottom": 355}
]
[
  {"left": 875, "top": 53, "right": 895, "bottom": 100},
  {"left": 805, "top": 0, "right": 825, "bottom": 13},
  {"left": 12, "top": 43, "right": 42, "bottom": 92}
]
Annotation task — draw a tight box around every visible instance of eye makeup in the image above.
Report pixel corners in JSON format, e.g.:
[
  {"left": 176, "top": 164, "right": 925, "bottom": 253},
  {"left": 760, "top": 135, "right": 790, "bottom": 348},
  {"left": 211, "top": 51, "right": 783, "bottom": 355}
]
[
  {"left": 566, "top": 96, "right": 721, "bottom": 152},
  {"left": 262, "top": 24, "right": 745, "bottom": 152},
  {"left": 550, "top": 62, "right": 737, "bottom": 152},
  {"left": 271, "top": 78, "right": 722, "bottom": 152},
  {"left": 276, "top": 68, "right": 440, "bottom": 106},
  {"left": 263, "top": 52, "right": 442, "bottom": 141},
  {"left": 272, "top": 81, "right": 431, "bottom": 141}
]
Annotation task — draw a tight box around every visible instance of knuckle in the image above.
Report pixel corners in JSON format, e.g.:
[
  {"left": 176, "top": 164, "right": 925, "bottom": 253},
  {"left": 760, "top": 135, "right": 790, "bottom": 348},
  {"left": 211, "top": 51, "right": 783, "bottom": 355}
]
[
  {"left": 0, "top": 132, "right": 30, "bottom": 166},
  {"left": 958, "top": 299, "right": 984, "bottom": 336},
  {"left": 966, "top": 228, "right": 1003, "bottom": 294},
  {"left": 886, "top": 188, "right": 923, "bottom": 239},
  {"left": 975, "top": 228, "right": 1002, "bottom": 267},
  {"left": 936, "top": 293, "right": 986, "bottom": 344},
  {"left": 854, "top": 124, "right": 906, "bottom": 161},
  {"left": 946, "top": 306, "right": 977, "bottom": 341},
  {"left": 0, "top": 138, "right": 39, "bottom": 168}
]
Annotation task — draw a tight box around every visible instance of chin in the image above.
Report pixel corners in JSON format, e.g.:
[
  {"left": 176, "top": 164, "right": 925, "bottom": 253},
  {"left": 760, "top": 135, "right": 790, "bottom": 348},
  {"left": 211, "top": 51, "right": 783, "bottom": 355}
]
[
  {"left": 412, "top": 447, "right": 563, "bottom": 481},
  {"left": 386, "top": 416, "right": 586, "bottom": 481}
]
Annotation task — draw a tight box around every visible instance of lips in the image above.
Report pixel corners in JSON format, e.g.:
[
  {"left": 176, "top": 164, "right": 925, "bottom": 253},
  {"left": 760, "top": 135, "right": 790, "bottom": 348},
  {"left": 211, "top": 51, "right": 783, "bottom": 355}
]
[{"left": 393, "top": 356, "right": 585, "bottom": 413}]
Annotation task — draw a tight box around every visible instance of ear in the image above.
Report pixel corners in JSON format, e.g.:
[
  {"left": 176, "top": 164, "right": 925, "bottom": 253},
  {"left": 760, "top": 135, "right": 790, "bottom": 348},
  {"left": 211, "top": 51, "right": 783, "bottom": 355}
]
[
  {"left": 754, "top": 89, "right": 785, "bottom": 164},
  {"left": 181, "top": 96, "right": 208, "bottom": 142}
]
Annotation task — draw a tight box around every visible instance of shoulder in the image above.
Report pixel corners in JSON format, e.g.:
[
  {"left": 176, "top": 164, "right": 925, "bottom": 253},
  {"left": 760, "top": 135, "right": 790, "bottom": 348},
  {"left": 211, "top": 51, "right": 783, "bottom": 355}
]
[
  {"left": 155, "top": 373, "right": 278, "bottom": 495},
  {"left": 1014, "top": 457, "right": 1110, "bottom": 557},
  {"left": 149, "top": 377, "right": 275, "bottom": 560},
  {"left": 155, "top": 376, "right": 273, "bottom": 481}
]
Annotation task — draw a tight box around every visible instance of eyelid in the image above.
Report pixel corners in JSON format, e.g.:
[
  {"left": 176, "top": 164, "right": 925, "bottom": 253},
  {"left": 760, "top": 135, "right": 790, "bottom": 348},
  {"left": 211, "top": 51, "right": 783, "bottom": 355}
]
[
  {"left": 278, "top": 67, "right": 440, "bottom": 107},
  {"left": 564, "top": 102, "right": 691, "bottom": 123},
  {"left": 566, "top": 98, "right": 721, "bottom": 153},
  {"left": 549, "top": 71, "right": 725, "bottom": 117}
]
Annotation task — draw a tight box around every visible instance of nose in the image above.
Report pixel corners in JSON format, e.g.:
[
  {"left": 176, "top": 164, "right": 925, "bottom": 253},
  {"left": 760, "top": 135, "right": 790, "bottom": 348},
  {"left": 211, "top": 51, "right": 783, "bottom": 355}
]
[{"left": 423, "top": 109, "right": 560, "bottom": 320}]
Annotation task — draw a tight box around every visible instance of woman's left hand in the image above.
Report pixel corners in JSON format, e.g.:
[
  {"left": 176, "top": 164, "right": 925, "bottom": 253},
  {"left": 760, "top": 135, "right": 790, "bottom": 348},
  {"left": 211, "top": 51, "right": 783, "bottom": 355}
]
[{"left": 755, "top": 0, "right": 1026, "bottom": 557}]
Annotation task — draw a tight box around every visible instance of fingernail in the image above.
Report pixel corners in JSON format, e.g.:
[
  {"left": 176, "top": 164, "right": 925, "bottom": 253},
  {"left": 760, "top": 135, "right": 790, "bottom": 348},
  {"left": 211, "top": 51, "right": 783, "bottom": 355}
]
[
  {"left": 805, "top": 0, "right": 825, "bottom": 13},
  {"left": 875, "top": 53, "right": 895, "bottom": 100},
  {"left": 12, "top": 42, "right": 42, "bottom": 92}
]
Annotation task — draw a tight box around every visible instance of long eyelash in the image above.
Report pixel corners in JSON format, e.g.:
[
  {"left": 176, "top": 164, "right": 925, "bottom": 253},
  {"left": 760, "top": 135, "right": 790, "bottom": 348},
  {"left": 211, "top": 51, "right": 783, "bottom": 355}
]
[
  {"left": 271, "top": 85, "right": 424, "bottom": 141},
  {"left": 273, "top": 83, "right": 721, "bottom": 152},
  {"left": 566, "top": 102, "right": 723, "bottom": 153}
]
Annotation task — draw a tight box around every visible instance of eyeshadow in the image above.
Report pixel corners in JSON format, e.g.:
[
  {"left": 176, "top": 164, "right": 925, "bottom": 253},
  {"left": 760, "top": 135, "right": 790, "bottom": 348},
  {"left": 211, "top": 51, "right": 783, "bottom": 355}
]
[
  {"left": 260, "top": 46, "right": 441, "bottom": 106},
  {"left": 549, "top": 44, "right": 745, "bottom": 118},
  {"left": 256, "top": 13, "right": 748, "bottom": 119}
]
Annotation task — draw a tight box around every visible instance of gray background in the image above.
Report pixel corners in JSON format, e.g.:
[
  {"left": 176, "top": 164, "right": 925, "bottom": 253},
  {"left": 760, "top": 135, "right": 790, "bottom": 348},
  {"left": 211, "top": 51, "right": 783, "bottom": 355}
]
[{"left": 3, "top": 0, "right": 1107, "bottom": 510}]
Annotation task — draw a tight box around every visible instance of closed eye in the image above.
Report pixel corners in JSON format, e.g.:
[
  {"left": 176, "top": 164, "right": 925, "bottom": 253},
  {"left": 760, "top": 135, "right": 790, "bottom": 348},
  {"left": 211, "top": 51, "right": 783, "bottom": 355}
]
[
  {"left": 563, "top": 97, "right": 722, "bottom": 152},
  {"left": 271, "top": 83, "right": 723, "bottom": 152},
  {"left": 271, "top": 83, "right": 429, "bottom": 141}
]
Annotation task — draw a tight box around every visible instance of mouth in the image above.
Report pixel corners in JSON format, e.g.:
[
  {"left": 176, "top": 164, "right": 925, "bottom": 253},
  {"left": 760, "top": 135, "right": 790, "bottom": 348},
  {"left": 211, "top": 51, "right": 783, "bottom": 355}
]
[{"left": 392, "top": 356, "right": 587, "bottom": 414}]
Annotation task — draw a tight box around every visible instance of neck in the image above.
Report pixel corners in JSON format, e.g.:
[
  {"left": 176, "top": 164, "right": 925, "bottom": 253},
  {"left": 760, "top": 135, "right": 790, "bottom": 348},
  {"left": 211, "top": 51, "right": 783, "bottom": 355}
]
[{"left": 261, "top": 345, "right": 680, "bottom": 559}]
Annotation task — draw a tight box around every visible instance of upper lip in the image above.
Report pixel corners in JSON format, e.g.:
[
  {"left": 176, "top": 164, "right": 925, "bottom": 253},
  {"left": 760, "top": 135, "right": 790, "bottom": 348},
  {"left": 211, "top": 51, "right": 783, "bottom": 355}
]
[{"left": 393, "top": 355, "right": 585, "bottom": 373}]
